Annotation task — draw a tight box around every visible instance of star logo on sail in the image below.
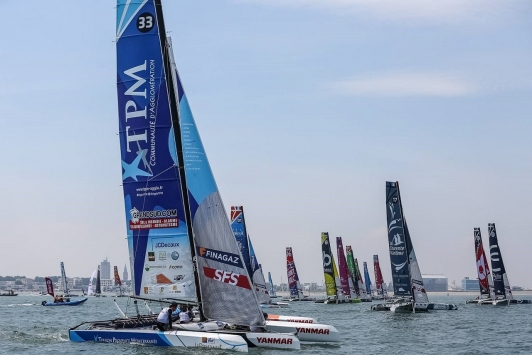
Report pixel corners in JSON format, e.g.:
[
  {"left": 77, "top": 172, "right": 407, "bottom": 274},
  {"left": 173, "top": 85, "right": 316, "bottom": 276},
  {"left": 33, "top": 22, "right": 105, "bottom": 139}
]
[{"left": 122, "top": 150, "right": 152, "bottom": 181}]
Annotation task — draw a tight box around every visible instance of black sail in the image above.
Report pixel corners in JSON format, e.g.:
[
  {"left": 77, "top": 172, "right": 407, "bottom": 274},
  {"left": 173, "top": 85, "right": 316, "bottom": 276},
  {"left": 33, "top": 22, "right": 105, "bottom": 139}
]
[
  {"left": 385, "top": 181, "right": 411, "bottom": 296},
  {"left": 488, "top": 223, "right": 512, "bottom": 300}
]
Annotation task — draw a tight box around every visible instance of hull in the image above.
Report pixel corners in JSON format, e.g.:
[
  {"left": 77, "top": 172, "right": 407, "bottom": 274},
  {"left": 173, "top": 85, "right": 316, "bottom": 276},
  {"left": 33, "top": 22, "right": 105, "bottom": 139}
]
[
  {"left": 42, "top": 298, "right": 87, "bottom": 306},
  {"left": 428, "top": 303, "right": 458, "bottom": 310},
  {"left": 260, "top": 302, "right": 289, "bottom": 309},
  {"left": 370, "top": 303, "right": 391, "bottom": 311},
  {"left": 323, "top": 298, "right": 360, "bottom": 304},
  {"left": 266, "top": 315, "right": 316, "bottom": 323},
  {"left": 0, "top": 294, "right": 18, "bottom": 296},
  {"left": 493, "top": 299, "right": 510, "bottom": 306},
  {"left": 510, "top": 299, "right": 532, "bottom": 304},
  {"left": 390, "top": 301, "right": 429, "bottom": 313},
  {"left": 264, "top": 321, "right": 340, "bottom": 343},
  {"left": 69, "top": 328, "right": 248, "bottom": 351}
]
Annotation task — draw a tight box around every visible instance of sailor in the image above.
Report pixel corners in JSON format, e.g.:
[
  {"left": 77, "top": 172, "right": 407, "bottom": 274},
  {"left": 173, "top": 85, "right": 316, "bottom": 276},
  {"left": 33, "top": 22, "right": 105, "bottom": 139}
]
[
  {"left": 179, "top": 305, "right": 191, "bottom": 323},
  {"left": 156, "top": 302, "right": 178, "bottom": 331}
]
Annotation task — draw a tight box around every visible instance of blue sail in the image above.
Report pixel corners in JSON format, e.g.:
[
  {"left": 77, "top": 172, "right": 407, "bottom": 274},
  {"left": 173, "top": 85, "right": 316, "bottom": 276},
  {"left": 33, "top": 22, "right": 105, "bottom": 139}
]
[
  {"left": 230, "top": 206, "right": 253, "bottom": 276},
  {"left": 116, "top": 0, "right": 195, "bottom": 299},
  {"left": 363, "top": 262, "right": 372, "bottom": 295},
  {"left": 268, "top": 272, "right": 276, "bottom": 296}
]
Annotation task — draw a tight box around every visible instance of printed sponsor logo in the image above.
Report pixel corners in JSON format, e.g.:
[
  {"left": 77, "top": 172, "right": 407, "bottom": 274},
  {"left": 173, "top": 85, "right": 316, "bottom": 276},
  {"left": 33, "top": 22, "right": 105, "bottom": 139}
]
[
  {"left": 390, "top": 233, "right": 404, "bottom": 246},
  {"left": 129, "top": 208, "right": 179, "bottom": 230},
  {"left": 392, "top": 197, "right": 398, "bottom": 203},
  {"left": 286, "top": 319, "right": 313, "bottom": 323},
  {"left": 145, "top": 264, "right": 167, "bottom": 271},
  {"left": 171, "top": 251, "right": 180, "bottom": 260},
  {"left": 148, "top": 252, "right": 155, "bottom": 261},
  {"left": 201, "top": 337, "right": 215, "bottom": 343},
  {"left": 195, "top": 343, "right": 222, "bottom": 349},
  {"left": 392, "top": 261, "right": 407, "bottom": 272},
  {"left": 256, "top": 337, "right": 293, "bottom": 345},
  {"left": 131, "top": 208, "right": 177, "bottom": 221},
  {"left": 93, "top": 335, "right": 157, "bottom": 344},
  {"left": 295, "top": 327, "right": 330, "bottom": 335},
  {"left": 322, "top": 251, "right": 331, "bottom": 267},
  {"left": 143, "top": 287, "right": 149, "bottom": 294},
  {"left": 155, "top": 242, "right": 180, "bottom": 248},
  {"left": 174, "top": 275, "right": 185, "bottom": 281},
  {"left": 159, "top": 251, "right": 166, "bottom": 261},
  {"left": 197, "top": 246, "right": 242, "bottom": 268},
  {"left": 169, "top": 265, "right": 183, "bottom": 269},
  {"left": 202, "top": 267, "right": 251, "bottom": 289}
]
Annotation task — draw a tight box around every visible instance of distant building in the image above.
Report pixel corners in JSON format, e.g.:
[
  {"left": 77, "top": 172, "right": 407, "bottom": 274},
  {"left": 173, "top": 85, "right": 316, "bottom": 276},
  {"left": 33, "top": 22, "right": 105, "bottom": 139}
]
[
  {"left": 123, "top": 264, "right": 128, "bottom": 282},
  {"left": 421, "top": 274, "right": 448, "bottom": 292},
  {"left": 101, "top": 257, "right": 111, "bottom": 280},
  {"left": 462, "top": 277, "right": 480, "bottom": 291}
]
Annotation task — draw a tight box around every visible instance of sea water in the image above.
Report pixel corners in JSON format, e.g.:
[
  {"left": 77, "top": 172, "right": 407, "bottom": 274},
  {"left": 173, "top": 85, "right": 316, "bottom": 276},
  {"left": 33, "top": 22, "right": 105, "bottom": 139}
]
[{"left": 1, "top": 293, "right": 532, "bottom": 354}]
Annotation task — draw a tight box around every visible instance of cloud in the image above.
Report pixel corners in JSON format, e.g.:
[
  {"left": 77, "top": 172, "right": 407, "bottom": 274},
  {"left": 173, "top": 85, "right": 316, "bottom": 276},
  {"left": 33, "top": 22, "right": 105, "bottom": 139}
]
[
  {"left": 329, "top": 72, "right": 478, "bottom": 97},
  {"left": 236, "top": 0, "right": 520, "bottom": 24}
]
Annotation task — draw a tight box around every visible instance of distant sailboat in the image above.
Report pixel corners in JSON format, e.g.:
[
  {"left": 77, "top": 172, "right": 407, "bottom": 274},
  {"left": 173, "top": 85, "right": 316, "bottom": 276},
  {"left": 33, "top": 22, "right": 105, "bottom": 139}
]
[
  {"left": 363, "top": 262, "right": 373, "bottom": 297},
  {"left": 345, "top": 246, "right": 371, "bottom": 302},
  {"left": 87, "top": 269, "right": 97, "bottom": 296},
  {"left": 316, "top": 233, "right": 357, "bottom": 304},
  {"left": 465, "top": 228, "right": 494, "bottom": 305},
  {"left": 373, "top": 255, "right": 387, "bottom": 300},
  {"left": 268, "top": 272, "right": 277, "bottom": 297},
  {"left": 42, "top": 276, "right": 87, "bottom": 306},
  {"left": 114, "top": 266, "right": 125, "bottom": 297},
  {"left": 488, "top": 223, "right": 531, "bottom": 305},
  {"left": 285, "top": 247, "right": 314, "bottom": 301},
  {"left": 94, "top": 266, "right": 102, "bottom": 297},
  {"left": 373, "top": 181, "right": 457, "bottom": 312},
  {"left": 60, "top": 262, "right": 79, "bottom": 297}
]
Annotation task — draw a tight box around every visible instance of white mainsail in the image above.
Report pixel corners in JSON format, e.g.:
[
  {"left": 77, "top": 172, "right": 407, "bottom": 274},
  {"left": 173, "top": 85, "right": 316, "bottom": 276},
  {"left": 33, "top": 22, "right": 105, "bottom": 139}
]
[{"left": 87, "top": 269, "right": 97, "bottom": 296}]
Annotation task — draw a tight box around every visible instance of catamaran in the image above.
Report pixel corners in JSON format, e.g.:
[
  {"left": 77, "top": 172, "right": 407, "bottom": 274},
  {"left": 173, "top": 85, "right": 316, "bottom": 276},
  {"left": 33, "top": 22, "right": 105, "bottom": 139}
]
[
  {"left": 94, "top": 266, "right": 103, "bottom": 297},
  {"left": 87, "top": 269, "right": 97, "bottom": 296},
  {"left": 229, "top": 206, "right": 340, "bottom": 342},
  {"left": 114, "top": 266, "right": 126, "bottom": 297},
  {"left": 345, "top": 246, "right": 372, "bottom": 302},
  {"left": 68, "top": 0, "right": 303, "bottom": 350},
  {"left": 372, "top": 181, "right": 457, "bottom": 312},
  {"left": 465, "top": 228, "right": 495, "bottom": 305},
  {"left": 372, "top": 255, "right": 387, "bottom": 300},
  {"left": 267, "top": 272, "right": 278, "bottom": 298},
  {"left": 488, "top": 223, "right": 531, "bottom": 305},
  {"left": 316, "top": 233, "right": 358, "bottom": 304},
  {"left": 285, "top": 247, "right": 315, "bottom": 302},
  {"left": 363, "top": 262, "right": 373, "bottom": 298},
  {"left": 230, "top": 206, "right": 287, "bottom": 309}
]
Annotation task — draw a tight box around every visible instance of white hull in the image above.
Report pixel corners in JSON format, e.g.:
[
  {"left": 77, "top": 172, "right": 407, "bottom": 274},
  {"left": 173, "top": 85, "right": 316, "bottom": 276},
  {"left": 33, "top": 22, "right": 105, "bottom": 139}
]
[
  {"left": 264, "top": 320, "right": 340, "bottom": 343},
  {"left": 70, "top": 328, "right": 248, "bottom": 351},
  {"left": 266, "top": 315, "right": 316, "bottom": 323},
  {"left": 493, "top": 299, "right": 509, "bottom": 306}
]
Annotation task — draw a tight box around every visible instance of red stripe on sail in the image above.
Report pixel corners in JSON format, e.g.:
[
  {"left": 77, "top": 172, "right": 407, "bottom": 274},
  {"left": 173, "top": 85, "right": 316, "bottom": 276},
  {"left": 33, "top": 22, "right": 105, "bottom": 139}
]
[{"left": 203, "top": 266, "right": 252, "bottom": 290}]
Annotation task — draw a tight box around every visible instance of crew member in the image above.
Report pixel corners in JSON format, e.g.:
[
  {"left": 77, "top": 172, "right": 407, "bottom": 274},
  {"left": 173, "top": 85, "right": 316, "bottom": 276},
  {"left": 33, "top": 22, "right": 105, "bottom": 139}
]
[
  {"left": 156, "top": 302, "right": 178, "bottom": 331},
  {"left": 179, "top": 305, "right": 191, "bottom": 323}
]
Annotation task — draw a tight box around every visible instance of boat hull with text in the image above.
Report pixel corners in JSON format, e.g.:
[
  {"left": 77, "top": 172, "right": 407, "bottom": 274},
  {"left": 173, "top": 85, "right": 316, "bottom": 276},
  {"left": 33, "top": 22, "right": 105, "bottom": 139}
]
[
  {"left": 264, "top": 321, "right": 340, "bottom": 343},
  {"left": 69, "top": 328, "right": 249, "bottom": 351}
]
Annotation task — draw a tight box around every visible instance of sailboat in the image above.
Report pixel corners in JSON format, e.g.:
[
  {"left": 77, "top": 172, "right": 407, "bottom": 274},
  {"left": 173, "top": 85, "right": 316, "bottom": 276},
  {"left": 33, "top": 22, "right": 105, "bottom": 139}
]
[
  {"left": 316, "top": 233, "right": 357, "bottom": 304},
  {"left": 87, "top": 269, "right": 97, "bottom": 296},
  {"left": 230, "top": 207, "right": 340, "bottom": 342},
  {"left": 94, "top": 266, "right": 103, "bottom": 297},
  {"left": 114, "top": 266, "right": 126, "bottom": 297},
  {"left": 346, "top": 246, "right": 372, "bottom": 302},
  {"left": 69, "top": 0, "right": 300, "bottom": 350},
  {"left": 372, "top": 255, "right": 387, "bottom": 300},
  {"left": 285, "top": 247, "right": 314, "bottom": 301},
  {"left": 267, "top": 272, "right": 278, "bottom": 298},
  {"left": 363, "top": 262, "right": 373, "bottom": 297},
  {"left": 465, "top": 228, "right": 495, "bottom": 305},
  {"left": 374, "top": 181, "right": 457, "bottom": 312},
  {"left": 488, "top": 223, "right": 531, "bottom": 305},
  {"left": 59, "top": 262, "right": 79, "bottom": 297}
]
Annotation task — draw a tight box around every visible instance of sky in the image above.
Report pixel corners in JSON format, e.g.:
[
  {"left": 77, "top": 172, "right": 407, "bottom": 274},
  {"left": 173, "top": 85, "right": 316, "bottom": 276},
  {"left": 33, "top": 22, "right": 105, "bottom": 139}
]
[{"left": 0, "top": 1, "right": 531, "bottom": 289}]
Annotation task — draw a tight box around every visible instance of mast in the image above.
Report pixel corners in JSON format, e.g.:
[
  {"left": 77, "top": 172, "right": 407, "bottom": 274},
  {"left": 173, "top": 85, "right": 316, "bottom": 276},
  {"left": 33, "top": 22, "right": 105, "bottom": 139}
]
[{"left": 153, "top": 0, "right": 204, "bottom": 319}]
